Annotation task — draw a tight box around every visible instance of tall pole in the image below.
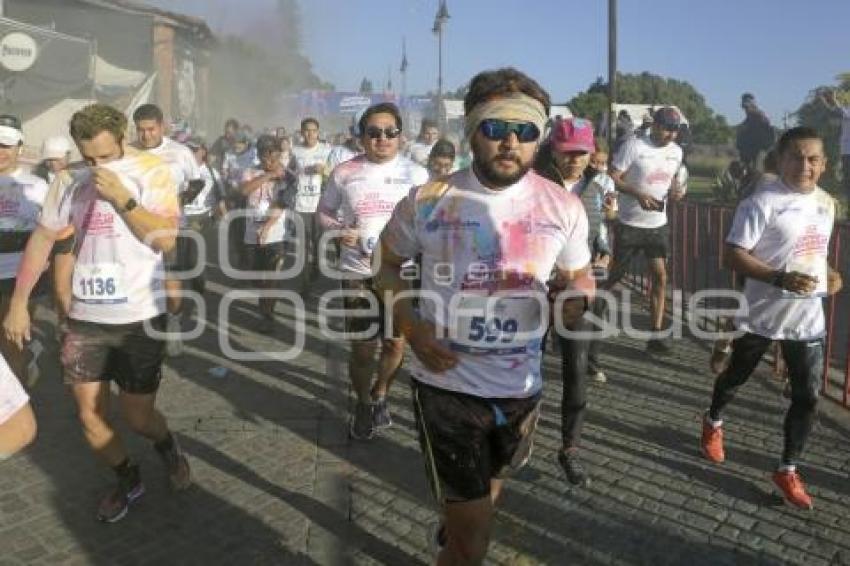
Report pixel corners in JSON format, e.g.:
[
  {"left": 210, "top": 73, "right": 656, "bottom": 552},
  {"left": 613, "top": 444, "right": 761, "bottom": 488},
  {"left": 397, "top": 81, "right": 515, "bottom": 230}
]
[
  {"left": 608, "top": 0, "right": 618, "bottom": 151},
  {"left": 433, "top": 0, "right": 449, "bottom": 130}
]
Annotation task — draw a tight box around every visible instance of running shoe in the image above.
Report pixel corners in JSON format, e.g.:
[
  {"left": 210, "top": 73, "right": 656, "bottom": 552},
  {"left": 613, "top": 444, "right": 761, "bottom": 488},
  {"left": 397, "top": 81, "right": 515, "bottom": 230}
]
[
  {"left": 156, "top": 435, "right": 192, "bottom": 491},
  {"left": 590, "top": 370, "right": 607, "bottom": 384},
  {"left": 428, "top": 521, "right": 447, "bottom": 556},
  {"left": 700, "top": 413, "right": 725, "bottom": 463},
  {"left": 372, "top": 396, "right": 392, "bottom": 429},
  {"left": 97, "top": 465, "right": 145, "bottom": 523},
  {"left": 349, "top": 401, "right": 374, "bottom": 440},
  {"left": 646, "top": 336, "right": 673, "bottom": 354},
  {"left": 557, "top": 450, "right": 589, "bottom": 487},
  {"left": 772, "top": 469, "right": 813, "bottom": 510}
]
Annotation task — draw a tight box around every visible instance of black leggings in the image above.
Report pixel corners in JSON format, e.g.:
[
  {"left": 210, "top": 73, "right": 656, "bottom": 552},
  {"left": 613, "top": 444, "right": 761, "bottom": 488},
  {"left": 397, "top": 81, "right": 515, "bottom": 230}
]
[{"left": 709, "top": 332, "right": 823, "bottom": 466}]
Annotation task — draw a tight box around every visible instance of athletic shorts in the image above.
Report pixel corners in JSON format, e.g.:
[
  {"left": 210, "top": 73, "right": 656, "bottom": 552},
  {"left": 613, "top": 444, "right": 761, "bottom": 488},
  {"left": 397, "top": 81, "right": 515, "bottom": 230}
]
[
  {"left": 341, "top": 277, "right": 395, "bottom": 341},
  {"left": 0, "top": 354, "right": 28, "bottom": 426},
  {"left": 60, "top": 315, "right": 167, "bottom": 394},
  {"left": 245, "top": 242, "right": 285, "bottom": 272},
  {"left": 615, "top": 222, "right": 669, "bottom": 260},
  {"left": 412, "top": 379, "right": 542, "bottom": 503},
  {"left": 164, "top": 236, "right": 193, "bottom": 274}
]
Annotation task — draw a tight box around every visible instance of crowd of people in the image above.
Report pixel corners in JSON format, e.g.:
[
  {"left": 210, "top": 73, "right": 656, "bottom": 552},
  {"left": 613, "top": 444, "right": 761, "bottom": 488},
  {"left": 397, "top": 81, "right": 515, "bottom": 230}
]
[{"left": 0, "top": 66, "right": 843, "bottom": 564}]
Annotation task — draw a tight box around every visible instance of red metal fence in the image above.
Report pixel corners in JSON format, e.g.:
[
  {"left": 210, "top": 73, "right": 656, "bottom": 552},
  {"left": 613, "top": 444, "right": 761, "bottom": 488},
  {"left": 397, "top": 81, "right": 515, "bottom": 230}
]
[{"left": 666, "top": 201, "right": 850, "bottom": 408}]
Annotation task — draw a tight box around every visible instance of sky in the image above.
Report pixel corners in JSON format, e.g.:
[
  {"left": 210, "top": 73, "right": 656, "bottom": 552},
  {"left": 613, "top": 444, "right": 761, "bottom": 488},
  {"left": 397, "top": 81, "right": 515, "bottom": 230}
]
[{"left": 150, "top": 0, "right": 849, "bottom": 125}]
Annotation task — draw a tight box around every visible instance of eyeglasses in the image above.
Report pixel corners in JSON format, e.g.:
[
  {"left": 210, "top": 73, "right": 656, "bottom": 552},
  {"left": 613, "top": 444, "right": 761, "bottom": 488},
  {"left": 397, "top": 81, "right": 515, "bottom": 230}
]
[
  {"left": 478, "top": 119, "right": 540, "bottom": 143},
  {"left": 364, "top": 126, "right": 401, "bottom": 140}
]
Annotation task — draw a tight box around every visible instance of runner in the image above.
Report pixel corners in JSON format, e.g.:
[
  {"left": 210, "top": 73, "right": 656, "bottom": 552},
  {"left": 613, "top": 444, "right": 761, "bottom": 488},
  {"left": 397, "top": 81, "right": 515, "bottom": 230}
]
[
  {"left": 132, "top": 104, "right": 203, "bottom": 356},
  {"left": 376, "top": 68, "right": 593, "bottom": 564},
  {"left": 318, "top": 102, "right": 428, "bottom": 439},
  {"left": 0, "top": 115, "right": 50, "bottom": 380},
  {"left": 291, "top": 118, "right": 331, "bottom": 283},
  {"left": 222, "top": 132, "right": 257, "bottom": 271},
  {"left": 427, "top": 139, "right": 456, "bottom": 179},
  {"left": 533, "top": 117, "right": 615, "bottom": 486},
  {"left": 406, "top": 118, "right": 441, "bottom": 167},
  {"left": 239, "top": 135, "right": 296, "bottom": 332},
  {"left": 0, "top": 353, "right": 35, "bottom": 459},
  {"left": 34, "top": 136, "right": 72, "bottom": 185},
  {"left": 3, "top": 103, "right": 190, "bottom": 522},
  {"left": 209, "top": 118, "right": 240, "bottom": 171},
  {"left": 700, "top": 126, "right": 842, "bottom": 510},
  {"left": 605, "top": 106, "right": 685, "bottom": 354},
  {"left": 184, "top": 137, "right": 225, "bottom": 296}
]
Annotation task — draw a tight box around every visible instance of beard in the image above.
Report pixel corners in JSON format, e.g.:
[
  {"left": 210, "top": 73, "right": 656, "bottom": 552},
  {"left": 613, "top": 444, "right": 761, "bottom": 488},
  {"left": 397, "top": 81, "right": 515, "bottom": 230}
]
[{"left": 472, "top": 142, "right": 532, "bottom": 188}]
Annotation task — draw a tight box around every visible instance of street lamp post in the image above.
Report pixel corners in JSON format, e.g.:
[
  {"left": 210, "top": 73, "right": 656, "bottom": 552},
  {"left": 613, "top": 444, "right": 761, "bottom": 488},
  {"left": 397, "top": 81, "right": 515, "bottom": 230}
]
[
  {"left": 608, "top": 0, "right": 618, "bottom": 151},
  {"left": 432, "top": 0, "right": 450, "bottom": 130}
]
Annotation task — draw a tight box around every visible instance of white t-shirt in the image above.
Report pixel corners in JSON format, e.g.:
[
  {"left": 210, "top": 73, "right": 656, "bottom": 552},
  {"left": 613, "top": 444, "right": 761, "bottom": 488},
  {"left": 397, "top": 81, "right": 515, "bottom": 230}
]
[
  {"left": 319, "top": 154, "right": 428, "bottom": 276},
  {"left": 406, "top": 141, "right": 436, "bottom": 167},
  {"left": 727, "top": 179, "right": 835, "bottom": 341},
  {"left": 0, "top": 353, "right": 27, "bottom": 426},
  {"left": 383, "top": 168, "right": 591, "bottom": 399},
  {"left": 183, "top": 163, "right": 220, "bottom": 217},
  {"left": 292, "top": 142, "right": 332, "bottom": 213},
  {"left": 222, "top": 148, "right": 258, "bottom": 189},
  {"left": 142, "top": 138, "right": 201, "bottom": 228},
  {"left": 612, "top": 136, "right": 683, "bottom": 229},
  {"left": 839, "top": 106, "right": 850, "bottom": 155},
  {"left": 241, "top": 168, "right": 292, "bottom": 245},
  {"left": 0, "top": 169, "right": 49, "bottom": 279},
  {"left": 39, "top": 152, "right": 180, "bottom": 324}
]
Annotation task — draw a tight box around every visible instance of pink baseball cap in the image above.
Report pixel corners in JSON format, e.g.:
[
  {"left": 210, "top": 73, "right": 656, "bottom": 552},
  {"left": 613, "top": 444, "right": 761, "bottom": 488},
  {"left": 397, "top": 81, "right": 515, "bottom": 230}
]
[{"left": 551, "top": 118, "right": 595, "bottom": 153}]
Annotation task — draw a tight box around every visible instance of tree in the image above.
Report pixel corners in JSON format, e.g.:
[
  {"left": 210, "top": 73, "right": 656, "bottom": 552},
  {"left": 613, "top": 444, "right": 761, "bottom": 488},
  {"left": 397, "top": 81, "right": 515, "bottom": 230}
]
[
  {"left": 359, "top": 77, "right": 374, "bottom": 94},
  {"left": 794, "top": 74, "right": 850, "bottom": 190},
  {"left": 565, "top": 73, "right": 734, "bottom": 145}
]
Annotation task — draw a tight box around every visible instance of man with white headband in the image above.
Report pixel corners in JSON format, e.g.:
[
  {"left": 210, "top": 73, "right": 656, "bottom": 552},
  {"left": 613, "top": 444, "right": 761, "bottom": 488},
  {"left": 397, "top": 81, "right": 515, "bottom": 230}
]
[{"left": 377, "top": 68, "right": 593, "bottom": 564}]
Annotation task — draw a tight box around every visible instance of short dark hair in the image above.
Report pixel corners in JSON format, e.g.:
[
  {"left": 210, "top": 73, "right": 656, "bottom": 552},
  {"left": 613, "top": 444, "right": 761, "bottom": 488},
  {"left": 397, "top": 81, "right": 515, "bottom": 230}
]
[
  {"left": 255, "top": 134, "right": 281, "bottom": 155},
  {"left": 70, "top": 104, "right": 128, "bottom": 143},
  {"left": 420, "top": 118, "right": 438, "bottom": 132},
  {"left": 225, "top": 118, "right": 239, "bottom": 129},
  {"left": 301, "top": 117, "right": 319, "bottom": 130},
  {"left": 464, "top": 68, "right": 551, "bottom": 116},
  {"left": 776, "top": 126, "right": 822, "bottom": 156},
  {"left": 429, "top": 139, "right": 456, "bottom": 161},
  {"left": 358, "top": 103, "right": 402, "bottom": 136},
  {"left": 132, "top": 103, "right": 163, "bottom": 124}
]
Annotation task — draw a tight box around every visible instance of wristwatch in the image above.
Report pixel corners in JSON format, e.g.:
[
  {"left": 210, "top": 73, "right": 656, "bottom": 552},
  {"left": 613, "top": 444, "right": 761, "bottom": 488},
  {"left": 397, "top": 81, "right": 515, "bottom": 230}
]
[{"left": 121, "top": 198, "right": 138, "bottom": 214}]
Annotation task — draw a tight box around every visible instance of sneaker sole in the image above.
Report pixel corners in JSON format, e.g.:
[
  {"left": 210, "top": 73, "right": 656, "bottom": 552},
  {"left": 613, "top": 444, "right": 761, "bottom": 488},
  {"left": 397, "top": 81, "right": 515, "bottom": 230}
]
[
  {"left": 98, "top": 484, "right": 146, "bottom": 524},
  {"left": 771, "top": 477, "right": 813, "bottom": 510}
]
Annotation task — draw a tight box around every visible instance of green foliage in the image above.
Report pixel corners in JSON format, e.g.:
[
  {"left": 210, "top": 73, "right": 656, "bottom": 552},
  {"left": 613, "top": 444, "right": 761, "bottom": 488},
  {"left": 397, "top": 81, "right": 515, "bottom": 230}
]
[
  {"left": 793, "top": 74, "right": 850, "bottom": 190},
  {"left": 566, "top": 73, "right": 733, "bottom": 144}
]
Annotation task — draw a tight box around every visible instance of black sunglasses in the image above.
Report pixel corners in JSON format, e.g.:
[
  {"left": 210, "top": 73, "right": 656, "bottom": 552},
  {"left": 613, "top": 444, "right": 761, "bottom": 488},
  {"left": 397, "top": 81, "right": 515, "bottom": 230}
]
[
  {"left": 364, "top": 126, "right": 401, "bottom": 140},
  {"left": 478, "top": 119, "right": 540, "bottom": 143}
]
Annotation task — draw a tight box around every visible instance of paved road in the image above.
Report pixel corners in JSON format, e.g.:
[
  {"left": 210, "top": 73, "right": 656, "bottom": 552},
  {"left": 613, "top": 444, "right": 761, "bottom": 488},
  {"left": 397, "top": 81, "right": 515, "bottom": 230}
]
[{"left": 1, "top": 253, "right": 849, "bottom": 565}]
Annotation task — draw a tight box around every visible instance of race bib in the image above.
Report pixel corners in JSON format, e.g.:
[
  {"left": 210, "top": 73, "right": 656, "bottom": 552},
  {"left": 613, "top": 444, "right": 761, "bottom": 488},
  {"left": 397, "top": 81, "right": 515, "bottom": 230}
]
[
  {"left": 73, "top": 263, "right": 128, "bottom": 304},
  {"left": 358, "top": 220, "right": 385, "bottom": 256},
  {"left": 450, "top": 295, "right": 543, "bottom": 356}
]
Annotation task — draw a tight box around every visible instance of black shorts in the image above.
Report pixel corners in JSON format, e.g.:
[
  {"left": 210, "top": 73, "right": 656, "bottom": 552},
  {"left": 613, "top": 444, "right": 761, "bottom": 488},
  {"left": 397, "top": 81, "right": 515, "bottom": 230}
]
[
  {"left": 615, "top": 222, "right": 669, "bottom": 260},
  {"left": 412, "top": 379, "right": 542, "bottom": 503},
  {"left": 341, "top": 277, "right": 395, "bottom": 341},
  {"left": 60, "top": 315, "right": 167, "bottom": 394},
  {"left": 245, "top": 242, "right": 285, "bottom": 272}
]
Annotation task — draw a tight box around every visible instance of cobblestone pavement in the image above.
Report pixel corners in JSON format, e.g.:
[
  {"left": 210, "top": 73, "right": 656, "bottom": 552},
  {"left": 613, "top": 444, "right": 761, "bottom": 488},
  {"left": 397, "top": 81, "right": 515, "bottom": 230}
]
[{"left": 1, "top": 249, "right": 849, "bottom": 565}]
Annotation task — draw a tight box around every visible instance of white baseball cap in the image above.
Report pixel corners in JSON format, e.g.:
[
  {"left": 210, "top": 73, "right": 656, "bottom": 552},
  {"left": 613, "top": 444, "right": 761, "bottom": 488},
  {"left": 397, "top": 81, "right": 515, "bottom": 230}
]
[
  {"left": 42, "top": 136, "right": 71, "bottom": 160},
  {"left": 0, "top": 115, "right": 23, "bottom": 146}
]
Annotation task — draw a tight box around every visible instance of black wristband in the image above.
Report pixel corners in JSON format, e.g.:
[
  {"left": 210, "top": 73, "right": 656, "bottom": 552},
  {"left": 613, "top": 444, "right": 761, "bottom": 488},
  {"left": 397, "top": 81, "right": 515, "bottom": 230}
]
[{"left": 770, "top": 270, "right": 785, "bottom": 289}]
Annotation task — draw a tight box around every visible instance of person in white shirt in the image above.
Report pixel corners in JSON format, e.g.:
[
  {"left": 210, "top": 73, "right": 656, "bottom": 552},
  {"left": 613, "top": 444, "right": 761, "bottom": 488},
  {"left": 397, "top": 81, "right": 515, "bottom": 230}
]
[
  {"left": 3, "top": 104, "right": 191, "bottom": 523},
  {"left": 34, "top": 135, "right": 72, "bottom": 185},
  {"left": 239, "top": 135, "right": 297, "bottom": 332},
  {"left": 0, "top": 352, "right": 35, "bottom": 459},
  {"left": 700, "top": 127, "right": 843, "bottom": 511},
  {"left": 318, "top": 103, "right": 428, "bottom": 440},
  {"left": 184, "top": 137, "right": 225, "bottom": 296},
  {"left": 292, "top": 118, "right": 332, "bottom": 282},
  {"left": 607, "top": 106, "right": 685, "bottom": 354},
  {"left": 406, "top": 118, "right": 440, "bottom": 167},
  {"left": 132, "top": 104, "right": 203, "bottom": 356},
  {"left": 426, "top": 138, "right": 456, "bottom": 179},
  {"left": 0, "top": 115, "right": 49, "bottom": 381},
  {"left": 376, "top": 68, "right": 593, "bottom": 564}
]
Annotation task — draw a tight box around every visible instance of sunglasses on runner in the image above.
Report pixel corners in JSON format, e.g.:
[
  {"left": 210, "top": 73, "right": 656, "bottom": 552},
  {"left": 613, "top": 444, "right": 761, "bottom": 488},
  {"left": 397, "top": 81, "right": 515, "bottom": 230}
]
[
  {"left": 364, "top": 126, "right": 401, "bottom": 140},
  {"left": 478, "top": 119, "right": 541, "bottom": 143}
]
